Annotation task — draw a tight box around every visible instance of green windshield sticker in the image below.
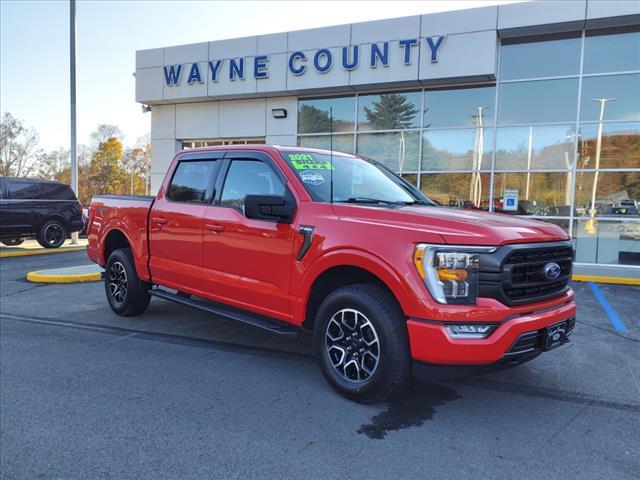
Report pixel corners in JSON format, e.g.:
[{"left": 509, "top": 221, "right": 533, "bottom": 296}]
[{"left": 287, "top": 153, "right": 334, "bottom": 170}]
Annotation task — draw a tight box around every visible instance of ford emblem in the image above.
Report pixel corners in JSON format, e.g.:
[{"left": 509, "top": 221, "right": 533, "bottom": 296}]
[{"left": 543, "top": 262, "right": 562, "bottom": 280}]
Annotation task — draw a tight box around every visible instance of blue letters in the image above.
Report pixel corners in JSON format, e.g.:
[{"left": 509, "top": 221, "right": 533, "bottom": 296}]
[
  {"left": 399, "top": 39, "right": 418, "bottom": 65},
  {"left": 208, "top": 60, "right": 223, "bottom": 82},
  {"left": 314, "top": 49, "right": 333, "bottom": 73},
  {"left": 370, "top": 42, "right": 389, "bottom": 68},
  {"left": 426, "top": 36, "right": 446, "bottom": 63},
  {"left": 288, "top": 51, "right": 307, "bottom": 75},
  {"left": 163, "top": 64, "right": 182, "bottom": 86},
  {"left": 187, "top": 63, "right": 202, "bottom": 84},
  {"left": 254, "top": 55, "right": 269, "bottom": 79},
  {"left": 229, "top": 58, "right": 244, "bottom": 81},
  {"left": 342, "top": 45, "right": 359, "bottom": 70}
]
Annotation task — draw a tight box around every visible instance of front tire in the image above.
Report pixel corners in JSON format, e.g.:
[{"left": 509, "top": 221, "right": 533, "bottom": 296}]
[
  {"left": 1, "top": 238, "right": 24, "bottom": 246},
  {"left": 105, "top": 248, "right": 150, "bottom": 316},
  {"left": 37, "top": 219, "right": 66, "bottom": 248},
  {"left": 313, "top": 284, "right": 412, "bottom": 403}
]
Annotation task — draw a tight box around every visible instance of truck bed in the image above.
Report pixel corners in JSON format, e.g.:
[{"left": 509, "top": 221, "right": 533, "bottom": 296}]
[{"left": 87, "top": 194, "right": 155, "bottom": 279}]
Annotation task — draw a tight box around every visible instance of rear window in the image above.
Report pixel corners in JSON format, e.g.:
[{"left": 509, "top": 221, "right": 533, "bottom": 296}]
[
  {"left": 6, "top": 180, "right": 76, "bottom": 200},
  {"left": 45, "top": 183, "right": 76, "bottom": 200},
  {"left": 167, "top": 160, "right": 218, "bottom": 203}
]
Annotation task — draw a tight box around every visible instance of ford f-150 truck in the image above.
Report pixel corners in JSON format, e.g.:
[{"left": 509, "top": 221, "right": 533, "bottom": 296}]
[{"left": 87, "top": 145, "right": 576, "bottom": 403}]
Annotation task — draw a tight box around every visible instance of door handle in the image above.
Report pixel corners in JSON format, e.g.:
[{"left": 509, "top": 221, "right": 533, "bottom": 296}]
[
  {"left": 205, "top": 223, "right": 225, "bottom": 233},
  {"left": 151, "top": 217, "right": 167, "bottom": 225}
]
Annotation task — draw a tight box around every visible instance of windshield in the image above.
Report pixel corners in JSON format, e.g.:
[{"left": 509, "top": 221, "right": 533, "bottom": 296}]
[{"left": 281, "top": 150, "right": 431, "bottom": 205}]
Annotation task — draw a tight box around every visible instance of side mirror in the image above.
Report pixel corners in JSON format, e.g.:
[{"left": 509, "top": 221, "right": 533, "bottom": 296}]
[{"left": 245, "top": 194, "right": 295, "bottom": 224}]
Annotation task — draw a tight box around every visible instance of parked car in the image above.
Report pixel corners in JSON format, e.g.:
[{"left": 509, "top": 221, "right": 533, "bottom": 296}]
[
  {"left": 0, "top": 177, "right": 84, "bottom": 248},
  {"left": 87, "top": 146, "right": 576, "bottom": 403}
]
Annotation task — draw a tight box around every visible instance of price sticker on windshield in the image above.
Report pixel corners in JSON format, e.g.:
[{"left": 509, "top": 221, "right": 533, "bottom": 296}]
[{"left": 287, "top": 153, "right": 334, "bottom": 170}]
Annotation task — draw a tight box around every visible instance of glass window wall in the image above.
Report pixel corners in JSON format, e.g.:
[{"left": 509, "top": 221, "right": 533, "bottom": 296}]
[{"left": 294, "top": 28, "right": 640, "bottom": 268}]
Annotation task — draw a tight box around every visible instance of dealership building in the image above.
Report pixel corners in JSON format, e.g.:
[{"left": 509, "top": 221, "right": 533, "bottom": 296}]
[{"left": 135, "top": 0, "right": 640, "bottom": 278}]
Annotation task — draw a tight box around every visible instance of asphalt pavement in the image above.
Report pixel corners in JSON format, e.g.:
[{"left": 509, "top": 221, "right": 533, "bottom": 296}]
[{"left": 1, "top": 251, "right": 639, "bottom": 479}]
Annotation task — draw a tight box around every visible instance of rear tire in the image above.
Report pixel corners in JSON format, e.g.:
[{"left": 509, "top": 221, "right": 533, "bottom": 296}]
[
  {"left": 1, "top": 238, "right": 24, "bottom": 246},
  {"left": 313, "top": 284, "right": 412, "bottom": 404},
  {"left": 37, "top": 219, "right": 66, "bottom": 248},
  {"left": 105, "top": 248, "right": 151, "bottom": 316}
]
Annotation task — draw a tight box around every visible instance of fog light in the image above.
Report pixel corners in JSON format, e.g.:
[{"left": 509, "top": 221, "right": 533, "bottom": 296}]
[{"left": 445, "top": 324, "right": 496, "bottom": 339}]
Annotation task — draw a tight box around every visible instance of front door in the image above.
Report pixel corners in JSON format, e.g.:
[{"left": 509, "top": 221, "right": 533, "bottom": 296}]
[
  {"left": 148, "top": 157, "right": 221, "bottom": 294},
  {"left": 202, "top": 154, "right": 297, "bottom": 321}
]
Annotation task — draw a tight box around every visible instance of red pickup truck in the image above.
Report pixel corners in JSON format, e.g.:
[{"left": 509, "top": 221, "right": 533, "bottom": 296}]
[{"left": 87, "top": 145, "right": 576, "bottom": 403}]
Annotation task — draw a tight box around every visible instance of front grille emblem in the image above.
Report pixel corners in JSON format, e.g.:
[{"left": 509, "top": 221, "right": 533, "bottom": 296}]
[{"left": 543, "top": 262, "right": 562, "bottom": 280}]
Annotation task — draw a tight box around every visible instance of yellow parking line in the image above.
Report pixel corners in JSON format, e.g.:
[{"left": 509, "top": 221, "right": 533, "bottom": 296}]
[
  {"left": 572, "top": 274, "right": 640, "bottom": 286},
  {"left": 0, "top": 246, "right": 86, "bottom": 258}
]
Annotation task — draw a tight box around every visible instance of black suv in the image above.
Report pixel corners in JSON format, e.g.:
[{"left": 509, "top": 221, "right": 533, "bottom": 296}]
[{"left": 0, "top": 177, "right": 84, "bottom": 248}]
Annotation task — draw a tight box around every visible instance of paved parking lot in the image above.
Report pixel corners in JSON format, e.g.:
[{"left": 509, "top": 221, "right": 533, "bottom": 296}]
[{"left": 1, "top": 251, "right": 639, "bottom": 479}]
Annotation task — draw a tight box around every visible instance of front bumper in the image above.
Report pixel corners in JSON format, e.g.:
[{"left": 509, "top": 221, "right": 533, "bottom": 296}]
[{"left": 407, "top": 296, "right": 576, "bottom": 366}]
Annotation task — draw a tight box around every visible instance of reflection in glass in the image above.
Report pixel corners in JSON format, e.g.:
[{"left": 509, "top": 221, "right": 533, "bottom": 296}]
[
  {"left": 356, "top": 131, "right": 420, "bottom": 173},
  {"left": 420, "top": 173, "right": 490, "bottom": 210},
  {"left": 574, "top": 219, "right": 640, "bottom": 265},
  {"left": 584, "top": 30, "right": 640, "bottom": 74},
  {"left": 401, "top": 173, "right": 418, "bottom": 188},
  {"left": 298, "top": 97, "right": 356, "bottom": 133},
  {"left": 493, "top": 172, "right": 573, "bottom": 216},
  {"left": 500, "top": 36, "right": 581, "bottom": 80},
  {"left": 577, "top": 122, "right": 640, "bottom": 169},
  {"left": 580, "top": 74, "right": 640, "bottom": 122},
  {"left": 422, "top": 128, "right": 493, "bottom": 171},
  {"left": 357, "top": 92, "right": 421, "bottom": 131},
  {"left": 498, "top": 79, "right": 579, "bottom": 124},
  {"left": 574, "top": 171, "right": 640, "bottom": 217},
  {"left": 297, "top": 134, "right": 354, "bottom": 154},
  {"left": 423, "top": 86, "right": 495, "bottom": 128},
  {"left": 495, "top": 125, "right": 576, "bottom": 170},
  {"left": 535, "top": 218, "right": 570, "bottom": 234}
]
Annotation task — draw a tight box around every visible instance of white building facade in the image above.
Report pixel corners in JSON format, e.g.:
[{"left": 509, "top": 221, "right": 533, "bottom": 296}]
[{"left": 136, "top": 1, "right": 640, "bottom": 278}]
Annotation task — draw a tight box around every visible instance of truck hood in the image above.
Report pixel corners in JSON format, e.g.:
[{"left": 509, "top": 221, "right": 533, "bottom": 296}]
[{"left": 333, "top": 204, "right": 569, "bottom": 246}]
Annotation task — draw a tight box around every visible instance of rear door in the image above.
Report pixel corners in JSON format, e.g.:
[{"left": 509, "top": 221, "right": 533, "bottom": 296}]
[
  {"left": 2, "top": 179, "right": 39, "bottom": 237},
  {"left": 148, "top": 154, "right": 222, "bottom": 294}
]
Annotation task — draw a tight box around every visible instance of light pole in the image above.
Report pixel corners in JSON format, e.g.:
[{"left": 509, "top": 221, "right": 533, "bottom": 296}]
[
  {"left": 70, "top": 0, "right": 78, "bottom": 244},
  {"left": 589, "top": 98, "right": 615, "bottom": 218}
]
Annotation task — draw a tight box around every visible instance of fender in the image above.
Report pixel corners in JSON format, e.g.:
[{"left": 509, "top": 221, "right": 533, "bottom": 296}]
[
  {"left": 99, "top": 220, "right": 150, "bottom": 282},
  {"left": 292, "top": 247, "right": 420, "bottom": 323}
]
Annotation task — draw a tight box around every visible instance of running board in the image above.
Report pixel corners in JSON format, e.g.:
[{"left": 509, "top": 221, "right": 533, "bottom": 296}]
[{"left": 149, "top": 288, "right": 298, "bottom": 338}]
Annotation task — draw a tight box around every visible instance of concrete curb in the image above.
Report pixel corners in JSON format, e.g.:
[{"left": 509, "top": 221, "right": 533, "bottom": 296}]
[
  {"left": 572, "top": 274, "right": 640, "bottom": 286},
  {"left": 1, "top": 246, "right": 87, "bottom": 259},
  {"left": 26, "top": 265, "right": 103, "bottom": 284}
]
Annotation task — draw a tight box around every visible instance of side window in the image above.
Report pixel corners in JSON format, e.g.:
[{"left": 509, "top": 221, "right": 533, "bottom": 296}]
[
  {"left": 47, "top": 183, "right": 76, "bottom": 200},
  {"left": 167, "top": 160, "right": 217, "bottom": 203},
  {"left": 220, "top": 160, "right": 285, "bottom": 212},
  {"left": 6, "top": 181, "right": 38, "bottom": 199}
]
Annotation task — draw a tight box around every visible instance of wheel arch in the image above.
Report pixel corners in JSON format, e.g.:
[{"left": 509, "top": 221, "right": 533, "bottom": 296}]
[
  {"left": 300, "top": 251, "right": 410, "bottom": 331},
  {"left": 102, "top": 228, "right": 132, "bottom": 264}
]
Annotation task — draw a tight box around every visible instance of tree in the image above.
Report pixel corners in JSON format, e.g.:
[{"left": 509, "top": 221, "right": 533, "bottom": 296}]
[
  {"left": 91, "top": 124, "right": 123, "bottom": 146},
  {"left": 0, "top": 112, "right": 41, "bottom": 177},
  {"left": 363, "top": 94, "right": 418, "bottom": 130},
  {"left": 122, "top": 141, "right": 151, "bottom": 195},
  {"left": 37, "top": 148, "right": 70, "bottom": 183},
  {"left": 89, "top": 135, "right": 127, "bottom": 196}
]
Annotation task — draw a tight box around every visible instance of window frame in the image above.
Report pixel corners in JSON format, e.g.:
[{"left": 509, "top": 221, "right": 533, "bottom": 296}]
[
  {"left": 166, "top": 158, "right": 221, "bottom": 205},
  {"left": 214, "top": 151, "right": 293, "bottom": 220}
]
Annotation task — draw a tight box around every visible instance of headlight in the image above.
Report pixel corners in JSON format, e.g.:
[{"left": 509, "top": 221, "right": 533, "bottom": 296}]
[{"left": 413, "top": 244, "right": 495, "bottom": 305}]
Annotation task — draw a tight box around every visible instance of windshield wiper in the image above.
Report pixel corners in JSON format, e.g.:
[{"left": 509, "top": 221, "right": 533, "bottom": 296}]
[{"left": 341, "top": 197, "right": 417, "bottom": 206}]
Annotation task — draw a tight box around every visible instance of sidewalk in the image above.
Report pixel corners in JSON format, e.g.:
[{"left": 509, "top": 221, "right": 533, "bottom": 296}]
[{"left": 1, "top": 239, "right": 88, "bottom": 258}]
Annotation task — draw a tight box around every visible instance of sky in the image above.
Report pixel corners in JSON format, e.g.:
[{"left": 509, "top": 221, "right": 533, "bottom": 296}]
[{"left": 1, "top": 0, "right": 517, "bottom": 152}]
